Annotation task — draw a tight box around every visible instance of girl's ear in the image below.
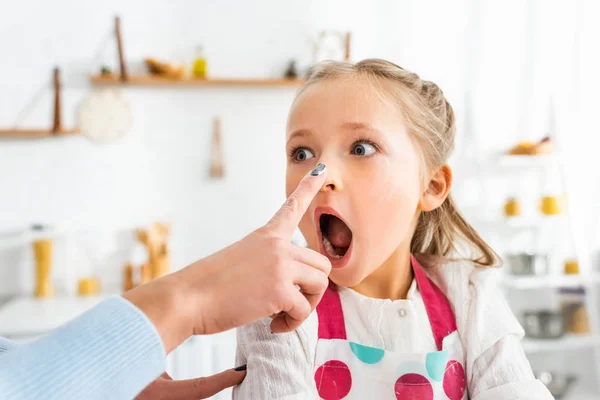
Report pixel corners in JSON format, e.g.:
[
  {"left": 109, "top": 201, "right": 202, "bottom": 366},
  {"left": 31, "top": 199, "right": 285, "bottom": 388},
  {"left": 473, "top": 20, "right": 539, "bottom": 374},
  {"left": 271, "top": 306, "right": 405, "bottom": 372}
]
[{"left": 419, "top": 164, "right": 452, "bottom": 212}]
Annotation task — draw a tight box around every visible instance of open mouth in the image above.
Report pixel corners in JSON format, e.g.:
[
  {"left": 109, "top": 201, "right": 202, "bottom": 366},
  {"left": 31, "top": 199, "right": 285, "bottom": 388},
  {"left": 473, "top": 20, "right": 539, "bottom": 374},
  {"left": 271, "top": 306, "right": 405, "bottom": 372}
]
[{"left": 318, "top": 212, "right": 353, "bottom": 261}]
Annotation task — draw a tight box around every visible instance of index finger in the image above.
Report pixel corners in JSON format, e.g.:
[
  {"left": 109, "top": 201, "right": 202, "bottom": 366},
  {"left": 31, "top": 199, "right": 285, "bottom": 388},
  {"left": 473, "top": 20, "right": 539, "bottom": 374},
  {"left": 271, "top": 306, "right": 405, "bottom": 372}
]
[
  {"left": 162, "top": 368, "right": 246, "bottom": 399},
  {"left": 266, "top": 163, "right": 326, "bottom": 239}
]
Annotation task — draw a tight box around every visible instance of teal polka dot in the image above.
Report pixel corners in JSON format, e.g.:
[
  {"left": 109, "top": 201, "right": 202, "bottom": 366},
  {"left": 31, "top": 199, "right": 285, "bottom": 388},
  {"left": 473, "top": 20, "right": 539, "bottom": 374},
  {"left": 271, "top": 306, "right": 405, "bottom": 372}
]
[
  {"left": 349, "top": 342, "right": 385, "bottom": 364},
  {"left": 426, "top": 350, "right": 448, "bottom": 382}
]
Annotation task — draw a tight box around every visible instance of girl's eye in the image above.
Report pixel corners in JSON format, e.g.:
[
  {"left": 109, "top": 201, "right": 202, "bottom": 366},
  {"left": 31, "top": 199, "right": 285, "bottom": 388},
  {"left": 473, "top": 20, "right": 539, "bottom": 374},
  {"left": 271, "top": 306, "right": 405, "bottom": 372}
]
[
  {"left": 351, "top": 142, "right": 376, "bottom": 157},
  {"left": 293, "top": 148, "right": 315, "bottom": 162}
]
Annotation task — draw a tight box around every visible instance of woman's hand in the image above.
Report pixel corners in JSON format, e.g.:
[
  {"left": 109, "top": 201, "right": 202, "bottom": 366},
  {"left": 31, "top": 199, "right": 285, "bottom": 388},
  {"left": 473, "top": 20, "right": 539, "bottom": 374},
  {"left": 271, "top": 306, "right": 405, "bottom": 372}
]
[
  {"left": 136, "top": 367, "right": 246, "bottom": 400},
  {"left": 124, "top": 164, "right": 331, "bottom": 353}
]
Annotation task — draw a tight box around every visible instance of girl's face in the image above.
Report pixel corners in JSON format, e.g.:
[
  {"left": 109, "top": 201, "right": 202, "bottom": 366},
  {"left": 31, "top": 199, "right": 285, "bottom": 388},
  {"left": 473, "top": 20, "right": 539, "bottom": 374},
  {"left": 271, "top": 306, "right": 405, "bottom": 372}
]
[{"left": 286, "top": 78, "right": 424, "bottom": 287}]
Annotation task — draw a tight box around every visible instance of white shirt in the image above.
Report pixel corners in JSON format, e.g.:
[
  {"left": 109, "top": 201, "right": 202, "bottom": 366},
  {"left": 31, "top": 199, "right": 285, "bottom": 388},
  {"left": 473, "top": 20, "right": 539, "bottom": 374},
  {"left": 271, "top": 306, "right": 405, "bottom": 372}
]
[{"left": 234, "top": 259, "right": 553, "bottom": 399}]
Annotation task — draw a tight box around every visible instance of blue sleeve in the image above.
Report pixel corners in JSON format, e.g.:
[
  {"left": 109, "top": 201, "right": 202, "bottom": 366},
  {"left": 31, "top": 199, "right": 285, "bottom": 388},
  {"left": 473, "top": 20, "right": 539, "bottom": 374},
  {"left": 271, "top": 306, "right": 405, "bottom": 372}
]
[
  {"left": 0, "top": 296, "right": 166, "bottom": 400},
  {"left": 0, "top": 337, "right": 19, "bottom": 353}
]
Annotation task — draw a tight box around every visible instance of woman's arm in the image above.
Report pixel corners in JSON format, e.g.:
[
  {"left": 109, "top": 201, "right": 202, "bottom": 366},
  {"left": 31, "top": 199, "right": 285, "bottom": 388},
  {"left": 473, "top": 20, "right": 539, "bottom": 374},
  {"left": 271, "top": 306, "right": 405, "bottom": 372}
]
[
  {"left": 0, "top": 297, "right": 165, "bottom": 400},
  {"left": 0, "top": 337, "right": 18, "bottom": 353},
  {"left": 234, "top": 315, "right": 318, "bottom": 399}
]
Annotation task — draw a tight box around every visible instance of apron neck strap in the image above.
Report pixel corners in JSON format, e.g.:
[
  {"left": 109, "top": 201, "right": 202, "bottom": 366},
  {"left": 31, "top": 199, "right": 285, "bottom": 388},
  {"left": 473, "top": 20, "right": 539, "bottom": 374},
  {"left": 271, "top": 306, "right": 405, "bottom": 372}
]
[
  {"left": 316, "top": 255, "right": 458, "bottom": 349},
  {"left": 316, "top": 281, "right": 347, "bottom": 340},
  {"left": 411, "top": 254, "right": 458, "bottom": 350}
]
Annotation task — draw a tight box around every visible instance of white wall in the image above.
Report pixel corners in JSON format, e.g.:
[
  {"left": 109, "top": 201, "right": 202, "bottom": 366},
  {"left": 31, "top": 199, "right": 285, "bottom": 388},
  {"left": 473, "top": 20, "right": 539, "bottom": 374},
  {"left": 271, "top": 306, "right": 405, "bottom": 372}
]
[{"left": 0, "top": 0, "right": 482, "bottom": 295}]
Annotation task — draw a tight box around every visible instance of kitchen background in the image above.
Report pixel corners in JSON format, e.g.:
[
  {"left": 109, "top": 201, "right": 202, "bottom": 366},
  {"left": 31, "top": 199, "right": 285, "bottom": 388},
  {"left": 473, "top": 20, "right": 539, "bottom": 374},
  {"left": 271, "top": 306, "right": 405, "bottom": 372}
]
[{"left": 1, "top": 0, "right": 600, "bottom": 399}]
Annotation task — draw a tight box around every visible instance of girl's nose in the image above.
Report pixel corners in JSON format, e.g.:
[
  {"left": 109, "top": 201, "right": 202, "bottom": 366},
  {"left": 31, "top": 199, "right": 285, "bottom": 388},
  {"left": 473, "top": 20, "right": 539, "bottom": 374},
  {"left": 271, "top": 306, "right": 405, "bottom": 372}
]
[{"left": 320, "top": 162, "right": 343, "bottom": 192}]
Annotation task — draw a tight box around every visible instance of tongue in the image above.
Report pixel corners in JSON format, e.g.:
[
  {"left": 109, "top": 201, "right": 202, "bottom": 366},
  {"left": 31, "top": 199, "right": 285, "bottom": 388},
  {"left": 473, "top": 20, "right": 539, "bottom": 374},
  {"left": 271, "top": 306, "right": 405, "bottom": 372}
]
[{"left": 326, "top": 217, "right": 352, "bottom": 248}]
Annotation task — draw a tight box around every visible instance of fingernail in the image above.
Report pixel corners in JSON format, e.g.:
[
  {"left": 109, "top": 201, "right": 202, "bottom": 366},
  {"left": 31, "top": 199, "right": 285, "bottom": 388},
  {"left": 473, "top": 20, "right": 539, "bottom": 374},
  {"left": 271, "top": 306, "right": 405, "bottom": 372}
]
[
  {"left": 310, "top": 163, "right": 326, "bottom": 176},
  {"left": 234, "top": 365, "right": 247, "bottom": 372}
]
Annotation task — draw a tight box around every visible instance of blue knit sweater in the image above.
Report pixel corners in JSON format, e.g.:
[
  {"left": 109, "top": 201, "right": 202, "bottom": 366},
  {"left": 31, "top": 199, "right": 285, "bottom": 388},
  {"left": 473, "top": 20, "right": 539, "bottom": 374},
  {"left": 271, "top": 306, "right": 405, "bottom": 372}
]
[{"left": 0, "top": 297, "right": 165, "bottom": 399}]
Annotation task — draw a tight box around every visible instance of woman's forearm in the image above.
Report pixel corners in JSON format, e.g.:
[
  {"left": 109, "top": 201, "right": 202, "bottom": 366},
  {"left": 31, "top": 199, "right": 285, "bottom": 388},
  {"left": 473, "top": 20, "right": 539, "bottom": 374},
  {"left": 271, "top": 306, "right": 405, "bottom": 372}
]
[
  {"left": 0, "top": 297, "right": 165, "bottom": 400},
  {"left": 122, "top": 268, "right": 201, "bottom": 354},
  {"left": 0, "top": 337, "right": 18, "bottom": 354}
]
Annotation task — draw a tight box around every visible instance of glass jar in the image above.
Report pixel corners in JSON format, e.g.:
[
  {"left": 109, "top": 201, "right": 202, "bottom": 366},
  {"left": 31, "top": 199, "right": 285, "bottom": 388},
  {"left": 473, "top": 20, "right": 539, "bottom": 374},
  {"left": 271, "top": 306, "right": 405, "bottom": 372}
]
[{"left": 559, "top": 286, "right": 589, "bottom": 334}]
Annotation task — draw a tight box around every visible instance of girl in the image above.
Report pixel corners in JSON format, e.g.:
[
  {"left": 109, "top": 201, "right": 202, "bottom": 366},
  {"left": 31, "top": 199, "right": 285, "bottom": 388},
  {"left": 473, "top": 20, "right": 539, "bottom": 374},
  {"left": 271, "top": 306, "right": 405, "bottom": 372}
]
[{"left": 234, "top": 59, "right": 552, "bottom": 399}]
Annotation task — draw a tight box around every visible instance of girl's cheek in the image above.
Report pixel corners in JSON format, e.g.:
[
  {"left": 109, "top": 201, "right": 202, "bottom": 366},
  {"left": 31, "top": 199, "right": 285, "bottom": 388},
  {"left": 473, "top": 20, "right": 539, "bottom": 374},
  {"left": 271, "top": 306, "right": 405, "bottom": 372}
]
[{"left": 353, "top": 156, "right": 421, "bottom": 245}]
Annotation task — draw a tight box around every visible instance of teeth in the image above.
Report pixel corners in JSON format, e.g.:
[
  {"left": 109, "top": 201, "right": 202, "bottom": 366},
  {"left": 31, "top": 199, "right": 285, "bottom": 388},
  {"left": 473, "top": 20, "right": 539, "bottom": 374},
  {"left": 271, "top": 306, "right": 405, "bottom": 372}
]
[{"left": 322, "top": 235, "right": 341, "bottom": 259}]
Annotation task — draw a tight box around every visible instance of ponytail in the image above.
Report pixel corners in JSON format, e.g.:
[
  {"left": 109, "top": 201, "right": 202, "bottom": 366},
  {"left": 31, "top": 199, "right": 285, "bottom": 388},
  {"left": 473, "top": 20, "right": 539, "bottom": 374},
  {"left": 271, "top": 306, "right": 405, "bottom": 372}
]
[{"left": 411, "top": 195, "right": 500, "bottom": 267}]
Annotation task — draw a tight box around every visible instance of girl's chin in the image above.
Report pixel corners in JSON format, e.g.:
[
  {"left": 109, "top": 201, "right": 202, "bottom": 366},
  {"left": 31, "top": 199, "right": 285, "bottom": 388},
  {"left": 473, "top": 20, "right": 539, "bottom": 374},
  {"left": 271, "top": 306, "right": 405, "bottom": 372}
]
[{"left": 328, "top": 266, "right": 366, "bottom": 288}]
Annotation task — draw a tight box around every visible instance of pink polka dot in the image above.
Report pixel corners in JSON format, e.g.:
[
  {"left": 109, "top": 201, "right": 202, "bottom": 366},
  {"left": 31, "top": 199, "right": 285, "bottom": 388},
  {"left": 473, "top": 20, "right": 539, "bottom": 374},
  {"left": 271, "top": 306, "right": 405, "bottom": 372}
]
[
  {"left": 394, "top": 373, "right": 433, "bottom": 400},
  {"left": 314, "top": 360, "right": 352, "bottom": 400},
  {"left": 443, "top": 360, "right": 466, "bottom": 400}
]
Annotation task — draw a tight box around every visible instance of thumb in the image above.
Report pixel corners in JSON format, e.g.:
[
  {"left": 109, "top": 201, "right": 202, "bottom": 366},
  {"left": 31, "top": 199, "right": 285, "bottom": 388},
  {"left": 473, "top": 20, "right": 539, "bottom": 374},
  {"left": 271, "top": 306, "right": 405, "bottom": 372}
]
[
  {"left": 163, "top": 367, "right": 247, "bottom": 399},
  {"left": 267, "top": 163, "right": 327, "bottom": 239}
]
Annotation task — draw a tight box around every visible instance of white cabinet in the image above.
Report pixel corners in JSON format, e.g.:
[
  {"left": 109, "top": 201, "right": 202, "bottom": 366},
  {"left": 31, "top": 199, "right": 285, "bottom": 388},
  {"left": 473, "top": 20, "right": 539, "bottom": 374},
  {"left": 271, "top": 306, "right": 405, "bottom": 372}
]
[{"left": 167, "top": 331, "right": 237, "bottom": 399}]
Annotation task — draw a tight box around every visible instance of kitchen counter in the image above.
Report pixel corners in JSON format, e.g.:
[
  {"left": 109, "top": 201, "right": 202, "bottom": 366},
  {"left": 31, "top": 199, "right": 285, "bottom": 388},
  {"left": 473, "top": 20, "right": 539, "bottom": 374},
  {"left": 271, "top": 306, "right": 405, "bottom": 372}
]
[
  {"left": 0, "top": 295, "right": 110, "bottom": 339},
  {"left": 0, "top": 296, "right": 13, "bottom": 308}
]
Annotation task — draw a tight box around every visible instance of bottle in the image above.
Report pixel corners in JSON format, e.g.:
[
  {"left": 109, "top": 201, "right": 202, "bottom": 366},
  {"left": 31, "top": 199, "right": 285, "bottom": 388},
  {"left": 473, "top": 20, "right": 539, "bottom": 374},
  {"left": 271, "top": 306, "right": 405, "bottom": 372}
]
[
  {"left": 192, "top": 45, "right": 208, "bottom": 79},
  {"left": 32, "top": 225, "right": 54, "bottom": 298}
]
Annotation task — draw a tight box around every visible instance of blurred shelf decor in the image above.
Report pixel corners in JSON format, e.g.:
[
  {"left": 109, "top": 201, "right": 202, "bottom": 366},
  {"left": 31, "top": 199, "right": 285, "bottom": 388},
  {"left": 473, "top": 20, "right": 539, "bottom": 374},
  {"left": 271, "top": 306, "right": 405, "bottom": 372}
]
[
  {"left": 523, "top": 334, "right": 600, "bottom": 354},
  {"left": 0, "top": 68, "right": 79, "bottom": 139},
  {"left": 91, "top": 16, "right": 306, "bottom": 89},
  {"left": 501, "top": 273, "right": 600, "bottom": 289},
  {"left": 0, "top": 128, "right": 79, "bottom": 138},
  {"left": 89, "top": 74, "right": 305, "bottom": 88},
  {"left": 464, "top": 135, "right": 600, "bottom": 398}
]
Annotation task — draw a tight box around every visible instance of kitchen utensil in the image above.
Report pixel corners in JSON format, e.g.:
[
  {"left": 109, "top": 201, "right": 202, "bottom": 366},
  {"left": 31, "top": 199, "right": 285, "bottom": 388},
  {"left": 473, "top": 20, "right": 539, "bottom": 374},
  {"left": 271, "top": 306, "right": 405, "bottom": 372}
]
[
  {"left": 52, "top": 68, "right": 62, "bottom": 132},
  {"left": 140, "top": 263, "right": 152, "bottom": 285},
  {"left": 523, "top": 310, "right": 565, "bottom": 339},
  {"left": 136, "top": 223, "right": 170, "bottom": 279},
  {"left": 123, "top": 263, "right": 135, "bottom": 291},
  {"left": 210, "top": 117, "right": 225, "bottom": 178},
  {"left": 536, "top": 371, "right": 575, "bottom": 399},
  {"left": 506, "top": 253, "right": 548, "bottom": 276}
]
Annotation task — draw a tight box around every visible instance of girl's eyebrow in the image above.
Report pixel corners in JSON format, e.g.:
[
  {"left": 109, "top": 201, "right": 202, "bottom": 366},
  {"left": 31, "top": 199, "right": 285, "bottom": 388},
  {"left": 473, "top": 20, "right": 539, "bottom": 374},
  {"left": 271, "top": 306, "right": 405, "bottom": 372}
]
[
  {"left": 287, "top": 122, "right": 382, "bottom": 143},
  {"left": 341, "top": 121, "right": 381, "bottom": 134},
  {"left": 287, "top": 129, "right": 312, "bottom": 141}
]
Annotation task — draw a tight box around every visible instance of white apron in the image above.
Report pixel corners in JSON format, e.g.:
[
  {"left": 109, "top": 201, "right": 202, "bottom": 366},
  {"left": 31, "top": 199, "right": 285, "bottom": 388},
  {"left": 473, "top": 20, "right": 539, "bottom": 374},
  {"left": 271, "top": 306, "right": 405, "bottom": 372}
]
[{"left": 313, "top": 255, "right": 467, "bottom": 400}]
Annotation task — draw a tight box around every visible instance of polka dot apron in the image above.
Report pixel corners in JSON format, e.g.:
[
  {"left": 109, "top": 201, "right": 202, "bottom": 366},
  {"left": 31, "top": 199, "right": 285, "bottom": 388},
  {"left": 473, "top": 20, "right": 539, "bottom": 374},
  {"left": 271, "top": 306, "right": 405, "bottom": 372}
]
[{"left": 313, "top": 255, "right": 467, "bottom": 400}]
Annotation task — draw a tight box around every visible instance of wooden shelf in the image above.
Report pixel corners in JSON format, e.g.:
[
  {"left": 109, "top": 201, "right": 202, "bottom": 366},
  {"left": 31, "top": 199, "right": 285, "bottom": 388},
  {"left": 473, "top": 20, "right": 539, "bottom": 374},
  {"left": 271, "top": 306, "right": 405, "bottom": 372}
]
[
  {"left": 90, "top": 74, "right": 306, "bottom": 88},
  {"left": 479, "top": 154, "right": 560, "bottom": 173},
  {"left": 0, "top": 128, "right": 79, "bottom": 138},
  {"left": 522, "top": 334, "right": 600, "bottom": 353},
  {"left": 501, "top": 273, "right": 600, "bottom": 289}
]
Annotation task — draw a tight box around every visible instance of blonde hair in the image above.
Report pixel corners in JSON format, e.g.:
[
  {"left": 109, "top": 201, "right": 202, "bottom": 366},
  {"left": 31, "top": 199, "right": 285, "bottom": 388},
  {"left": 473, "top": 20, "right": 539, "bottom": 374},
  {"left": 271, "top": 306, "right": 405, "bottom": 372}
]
[{"left": 300, "top": 59, "right": 499, "bottom": 267}]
